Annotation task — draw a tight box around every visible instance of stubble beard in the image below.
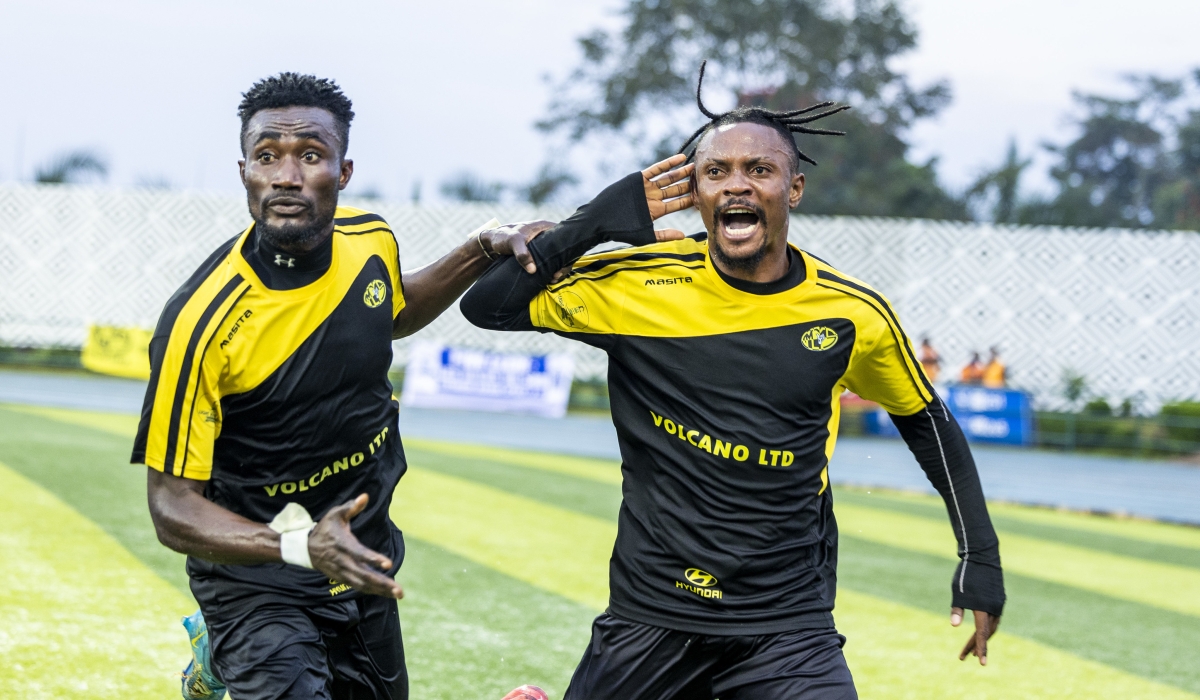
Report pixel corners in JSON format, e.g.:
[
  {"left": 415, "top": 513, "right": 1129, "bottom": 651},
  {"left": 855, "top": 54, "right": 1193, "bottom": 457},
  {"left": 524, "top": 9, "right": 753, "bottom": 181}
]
[{"left": 709, "top": 229, "right": 769, "bottom": 273}]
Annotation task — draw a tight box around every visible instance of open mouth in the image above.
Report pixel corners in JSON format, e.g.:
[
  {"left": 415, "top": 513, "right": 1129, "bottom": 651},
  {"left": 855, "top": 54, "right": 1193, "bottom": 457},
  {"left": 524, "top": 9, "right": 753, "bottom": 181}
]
[{"left": 719, "top": 206, "right": 762, "bottom": 238}]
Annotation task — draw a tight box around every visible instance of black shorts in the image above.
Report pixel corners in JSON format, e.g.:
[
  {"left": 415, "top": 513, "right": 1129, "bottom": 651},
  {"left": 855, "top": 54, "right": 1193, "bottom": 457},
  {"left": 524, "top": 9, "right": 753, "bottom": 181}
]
[
  {"left": 564, "top": 614, "right": 856, "bottom": 700},
  {"left": 200, "top": 588, "right": 407, "bottom": 700}
]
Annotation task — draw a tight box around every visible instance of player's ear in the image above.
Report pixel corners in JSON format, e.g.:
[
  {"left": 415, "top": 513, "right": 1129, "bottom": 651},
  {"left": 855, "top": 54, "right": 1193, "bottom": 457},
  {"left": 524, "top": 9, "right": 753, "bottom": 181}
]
[
  {"left": 789, "top": 172, "right": 805, "bottom": 209},
  {"left": 339, "top": 159, "right": 354, "bottom": 191},
  {"left": 238, "top": 160, "right": 246, "bottom": 185}
]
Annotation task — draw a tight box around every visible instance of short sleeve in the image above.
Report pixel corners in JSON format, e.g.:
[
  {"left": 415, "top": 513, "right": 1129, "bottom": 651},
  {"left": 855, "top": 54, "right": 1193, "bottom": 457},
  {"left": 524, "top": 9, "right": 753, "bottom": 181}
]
[
  {"left": 840, "top": 303, "right": 935, "bottom": 417},
  {"left": 384, "top": 231, "right": 406, "bottom": 319},
  {"left": 131, "top": 275, "right": 247, "bottom": 480}
]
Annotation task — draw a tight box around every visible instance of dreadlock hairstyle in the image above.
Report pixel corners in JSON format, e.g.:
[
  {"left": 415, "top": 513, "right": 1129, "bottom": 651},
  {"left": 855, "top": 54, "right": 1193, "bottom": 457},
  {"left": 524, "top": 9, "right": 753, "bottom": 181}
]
[
  {"left": 679, "top": 60, "right": 850, "bottom": 170},
  {"left": 237, "top": 72, "right": 355, "bottom": 157}
]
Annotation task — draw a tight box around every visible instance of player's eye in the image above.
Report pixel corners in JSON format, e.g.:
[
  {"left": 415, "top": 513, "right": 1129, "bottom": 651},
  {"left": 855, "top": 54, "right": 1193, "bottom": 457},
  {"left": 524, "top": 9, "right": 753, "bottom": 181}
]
[
  {"left": 753, "top": 166, "right": 768, "bottom": 175},
  {"left": 258, "top": 152, "right": 275, "bottom": 163},
  {"left": 303, "top": 152, "right": 320, "bottom": 163},
  {"left": 707, "top": 167, "right": 721, "bottom": 176}
]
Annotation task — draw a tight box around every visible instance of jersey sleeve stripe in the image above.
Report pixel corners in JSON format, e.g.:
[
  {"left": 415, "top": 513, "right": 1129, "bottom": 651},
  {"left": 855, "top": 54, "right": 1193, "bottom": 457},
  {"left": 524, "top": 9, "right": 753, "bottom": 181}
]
[
  {"left": 815, "top": 271, "right": 935, "bottom": 404},
  {"left": 336, "top": 225, "right": 393, "bottom": 237},
  {"left": 133, "top": 235, "right": 241, "bottom": 463},
  {"left": 333, "top": 212, "right": 387, "bottom": 227},
  {"left": 571, "top": 251, "right": 705, "bottom": 277},
  {"left": 549, "top": 262, "right": 707, "bottom": 293},
  {"left": 162, "top": 275, "right": 246, "bottom": 475}
]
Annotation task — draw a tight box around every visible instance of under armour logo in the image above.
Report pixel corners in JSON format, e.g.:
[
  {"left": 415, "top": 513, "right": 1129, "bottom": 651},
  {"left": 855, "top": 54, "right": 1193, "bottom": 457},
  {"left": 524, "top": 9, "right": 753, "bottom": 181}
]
[{"left": 274, "top": 254, "right": 295, "bottom": 267}]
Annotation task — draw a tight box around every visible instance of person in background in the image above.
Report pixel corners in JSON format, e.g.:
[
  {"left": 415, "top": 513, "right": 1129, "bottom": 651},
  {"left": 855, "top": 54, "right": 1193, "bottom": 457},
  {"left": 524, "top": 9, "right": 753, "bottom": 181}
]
[
  {"left": 982, "top": 347, "right": 1007, "bottom": 388},
  {"left": 960, "top": 352, "right": 984, "bottom": 385},
  {"left": 918, "top": 336, "right": 942, "bottom": 384}
]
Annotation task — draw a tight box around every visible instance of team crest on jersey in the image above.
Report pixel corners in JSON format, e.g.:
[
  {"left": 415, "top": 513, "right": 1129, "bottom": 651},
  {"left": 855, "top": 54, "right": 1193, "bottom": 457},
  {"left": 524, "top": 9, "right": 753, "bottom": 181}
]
[
  {"left": 554, "top": 291, "right": 589, "bottom": 329},
  {"left": 801, "top": 326, "right": 838, "bottom": 351},
  {"left": 363, "top": 280, "right": 387, "bottom": 308},
  {"left": 684, "top": 568, "right": 718, "bottom": 587}
]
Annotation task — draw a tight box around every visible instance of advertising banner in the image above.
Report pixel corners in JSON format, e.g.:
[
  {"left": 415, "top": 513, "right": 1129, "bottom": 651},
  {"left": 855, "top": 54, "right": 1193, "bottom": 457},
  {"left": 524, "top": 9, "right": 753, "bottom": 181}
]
[
  {"left": 400, "top": 340, "right": 574, "bottom": 418},
  {"left": 863, "top": 386, "right": 1034, "bottom": 446}
]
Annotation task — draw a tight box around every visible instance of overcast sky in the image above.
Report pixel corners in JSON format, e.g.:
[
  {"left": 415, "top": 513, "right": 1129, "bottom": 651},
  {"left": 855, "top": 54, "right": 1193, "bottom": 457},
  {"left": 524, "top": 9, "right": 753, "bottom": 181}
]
[{"left": 1, "top": 0, "right": 1196, "bottom": 204}]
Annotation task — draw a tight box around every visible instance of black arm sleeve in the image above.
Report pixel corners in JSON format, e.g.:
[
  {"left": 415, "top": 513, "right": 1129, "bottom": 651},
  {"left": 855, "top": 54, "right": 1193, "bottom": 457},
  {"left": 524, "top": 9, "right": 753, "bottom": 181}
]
[
  {"left": 890, "top": 405, "right": 1006, "bottom": 616},
  {"left": 461, "top": 172, "right": 654, "bottom": 332}
]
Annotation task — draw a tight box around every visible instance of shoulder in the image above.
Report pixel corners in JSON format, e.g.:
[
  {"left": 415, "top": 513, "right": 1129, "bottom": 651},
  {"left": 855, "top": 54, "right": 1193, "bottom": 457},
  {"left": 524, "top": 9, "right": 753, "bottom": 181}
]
[
  {"left": 153, "top": 232, "right": 246, "bottom": 339},
  {"left": 553, "top": 235, "right": 708, "bottom": 291},
  {"left": 333, "top": 206, "right": 391, "bottom": 235},
  {"left": 805, "top": 252, "right": 903, "bottom": 335}
]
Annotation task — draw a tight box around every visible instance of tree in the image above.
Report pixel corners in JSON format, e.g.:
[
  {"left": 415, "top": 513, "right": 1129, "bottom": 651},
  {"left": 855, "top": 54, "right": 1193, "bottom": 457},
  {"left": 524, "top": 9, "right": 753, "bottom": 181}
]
[
  {"left": 520, "top": 165, "right": 579, "bottom": 205},
  {"left": 965, "top": 139, "right": 1032, "bottom": 224},
  {"left": 1006, "top": 71, "right": 1200, "bottom": 230},
  {"left": 539, "top": 0, "right": 966, "bottom": 219},
  {"left": 34, "top": 150, "right": 108, "bottom": 184},
  {"left": 439, "top": 172, "right": 505, "bottom": 203}
]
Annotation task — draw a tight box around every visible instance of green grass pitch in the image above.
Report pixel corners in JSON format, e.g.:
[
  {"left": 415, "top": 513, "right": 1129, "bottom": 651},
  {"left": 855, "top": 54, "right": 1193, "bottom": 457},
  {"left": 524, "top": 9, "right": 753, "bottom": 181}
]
[{"left": 0, "top": 402, "right": 1197, "bottom": 699}]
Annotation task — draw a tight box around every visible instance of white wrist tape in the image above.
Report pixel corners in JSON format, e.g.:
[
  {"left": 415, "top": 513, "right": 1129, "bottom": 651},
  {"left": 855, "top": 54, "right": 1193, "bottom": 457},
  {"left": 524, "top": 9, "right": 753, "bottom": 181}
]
[
  {"left": 268, "top": 502, "right": 316, "bottom": 569},
  {"left": 279, "top": 527, "right": 315, "bottom": 569}
]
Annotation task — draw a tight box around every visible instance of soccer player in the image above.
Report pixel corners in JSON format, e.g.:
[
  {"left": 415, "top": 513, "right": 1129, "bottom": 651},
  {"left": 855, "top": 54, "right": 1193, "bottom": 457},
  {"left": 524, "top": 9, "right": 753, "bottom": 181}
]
[
  {"left": 132, "top": 73, "right": 549, "bottom": 700},
  {"left": 461, "top": 66, "right": 1006, "bottom": 699}
]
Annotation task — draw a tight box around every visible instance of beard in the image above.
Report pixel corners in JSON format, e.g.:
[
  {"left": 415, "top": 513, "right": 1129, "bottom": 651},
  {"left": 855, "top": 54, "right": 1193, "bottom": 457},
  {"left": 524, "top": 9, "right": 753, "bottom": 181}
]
[
  {"left": 250, "top": 193, "right": 337, "bottom": 252},
  {"left": 710, "top": 234, "right": 768, "bottom": 272}
]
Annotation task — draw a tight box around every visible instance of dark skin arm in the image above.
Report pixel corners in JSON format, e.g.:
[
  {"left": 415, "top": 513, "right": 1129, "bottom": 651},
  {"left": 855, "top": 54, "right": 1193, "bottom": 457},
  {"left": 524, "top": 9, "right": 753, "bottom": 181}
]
[
  {"left": 391, "top": 222, "right": 555, "bottom": 339},
  {"left": 147, "top": 469, "right": 404, "bottom": 598}
]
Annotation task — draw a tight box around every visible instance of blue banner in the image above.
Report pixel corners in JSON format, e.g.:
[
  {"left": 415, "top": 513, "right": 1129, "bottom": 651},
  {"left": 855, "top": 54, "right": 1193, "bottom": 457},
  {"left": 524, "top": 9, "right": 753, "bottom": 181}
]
[{"left": 862, "top": 386, "right": 1034, "bottom": 446}]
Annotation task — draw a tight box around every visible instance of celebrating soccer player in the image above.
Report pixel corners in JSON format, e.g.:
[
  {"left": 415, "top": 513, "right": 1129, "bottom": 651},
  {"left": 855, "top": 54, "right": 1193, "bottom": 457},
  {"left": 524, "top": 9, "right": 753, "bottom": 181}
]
[
  {"left": 131, "top": 73, "right": 550, "bottom": 700},
  {"left": 462, "top": 63, "right": 1005, "bottom": 699}
]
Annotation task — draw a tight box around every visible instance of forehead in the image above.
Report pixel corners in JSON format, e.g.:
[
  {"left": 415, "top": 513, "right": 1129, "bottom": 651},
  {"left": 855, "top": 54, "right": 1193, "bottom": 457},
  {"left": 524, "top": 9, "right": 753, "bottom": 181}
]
[
  {"left": 695, "top": 121, "right": 794, "bottom": 163},
  {"left": 244, "top": 106, "right": 340, "bottom": 140}
]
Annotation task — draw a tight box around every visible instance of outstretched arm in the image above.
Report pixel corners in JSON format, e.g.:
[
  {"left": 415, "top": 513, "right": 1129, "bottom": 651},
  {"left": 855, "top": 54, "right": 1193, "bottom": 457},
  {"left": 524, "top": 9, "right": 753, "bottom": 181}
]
[
  {"left": 891, "top": 404, "right": 1005, "bottom": 664},
  {"left": 461, "top": 155, "right": 693, "bottom": 331}
]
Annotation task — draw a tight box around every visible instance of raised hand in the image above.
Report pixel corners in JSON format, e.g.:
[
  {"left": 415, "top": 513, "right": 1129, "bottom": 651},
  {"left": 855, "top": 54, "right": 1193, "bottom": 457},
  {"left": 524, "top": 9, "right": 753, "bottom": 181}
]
[
  {"left": 951, "top": 607, "right": 1001, "bottom": 665},
  {"left": 309, "top": 493, "right": 404, "bottom": 599},
  {"left": 481, "top": 220, "right": 558, "bottom": 274},
  {"left": 641, "top": 154, "right": 694, "bottom": 221}
]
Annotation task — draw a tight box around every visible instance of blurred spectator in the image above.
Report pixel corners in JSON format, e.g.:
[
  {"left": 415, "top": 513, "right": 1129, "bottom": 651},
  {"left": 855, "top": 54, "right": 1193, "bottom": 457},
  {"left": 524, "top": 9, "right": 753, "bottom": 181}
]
[
  {"left": 960, "top": 352, "right": 984, "bottom": 385},
  {"left": 982, "top": 346, "right": 1007, "bottom": 388},
  {"left": 918, "top": 336, "right": 942, "bottom": 383}
]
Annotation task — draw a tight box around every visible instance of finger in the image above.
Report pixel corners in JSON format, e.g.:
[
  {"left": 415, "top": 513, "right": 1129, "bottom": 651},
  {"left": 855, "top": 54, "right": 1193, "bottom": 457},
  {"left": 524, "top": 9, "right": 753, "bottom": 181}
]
[
  {"left": 521, "top": 220, "right": 557, "bottom": 237},
  {"left": 649, "top": 161, "right": 695, "bottom": 188},
  {"left": 659, "top": 179, "right": 692, "bottom": 200},
  {"left": 343, "top": 493, "right": 370, "bottom": 520},
  {"left": 959, "top": 633, "right": 977, "bottom": 661},
  {"left": 510, "top": 235, "right": 537, "bottom": 274},
  {"left": 549, "top": 266, "right": 571, "bottom": 284},
  {"left": 333, "top": 560, "right": 404, "bottom": 598},
  {"left": 654, "top": 229, "right": 686, "bottom": 242},
  {"left": 950, "top": 607, "right": 963, "bottom": 627},
  {"left": 660, "top": 194, "right": 695, "bottom": 215},
  {"left": 974, "top": 609, "right": 991, "bottom": 665},
  {"left": 641, "top": 153, "right": 688, "bottom": 180}
]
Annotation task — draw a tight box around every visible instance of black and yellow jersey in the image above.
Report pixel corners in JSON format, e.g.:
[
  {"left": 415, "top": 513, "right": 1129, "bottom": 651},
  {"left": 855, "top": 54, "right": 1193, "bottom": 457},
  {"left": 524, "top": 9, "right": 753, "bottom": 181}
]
[
  {"left": 131, "top": 206, "right": 408, "bottom": 603},
  {"left": 462, "top": 172, "right": 1004, "bottom": 634}
]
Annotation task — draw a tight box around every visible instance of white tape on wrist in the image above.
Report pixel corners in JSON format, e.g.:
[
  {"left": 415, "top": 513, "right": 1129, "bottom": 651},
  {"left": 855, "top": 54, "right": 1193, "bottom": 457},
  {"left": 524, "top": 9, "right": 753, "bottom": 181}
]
[
  {"left": 268, "top": 502, "right": 316, "bottom": 569},
  {"left": 280, "top": 527, "right": 315, "bottom": 569}
]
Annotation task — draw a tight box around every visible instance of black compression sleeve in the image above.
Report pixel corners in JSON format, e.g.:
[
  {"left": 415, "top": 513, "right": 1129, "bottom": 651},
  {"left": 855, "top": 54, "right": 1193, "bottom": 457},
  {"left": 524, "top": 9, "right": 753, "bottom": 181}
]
[
  {"left": 461, "top": 172, "right": 654, "bottom": 332},
  {"left": 890, "top": 405, "right": 1006, "bottom": 616}
]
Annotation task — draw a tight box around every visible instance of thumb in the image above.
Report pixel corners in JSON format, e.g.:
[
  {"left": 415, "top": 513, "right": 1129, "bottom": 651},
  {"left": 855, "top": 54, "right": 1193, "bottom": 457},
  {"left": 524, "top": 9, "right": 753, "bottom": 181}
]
[
  {"left": 950, "top": 607, "right": 964, "bottom": 627},
  {"left": 655, "top": 229, "right": 686, "bottom": 242},
  {"left": 342, "top": 493, "right": 370, "bottom": 520}
]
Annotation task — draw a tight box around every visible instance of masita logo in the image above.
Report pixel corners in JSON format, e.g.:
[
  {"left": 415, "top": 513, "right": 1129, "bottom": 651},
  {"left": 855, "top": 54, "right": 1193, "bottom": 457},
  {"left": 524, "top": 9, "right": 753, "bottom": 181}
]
[
  {"left": 554, "top": 290, "right": 589, "bottom": 329},
  {"left": 363, "top": 279, "right": 387, "bottom": 308},
  {"left": 801, "top": 325, "right": 839, "bottom": 351},
  {"left": 685, "top": 568, "right": 718, "bottom": 587}
]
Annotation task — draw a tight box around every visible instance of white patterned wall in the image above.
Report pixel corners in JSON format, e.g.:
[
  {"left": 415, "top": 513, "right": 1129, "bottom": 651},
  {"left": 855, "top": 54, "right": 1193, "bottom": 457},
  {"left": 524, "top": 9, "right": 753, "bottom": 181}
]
[{"left": 1, "top": 183, "right": 1196, "bottom": 409}]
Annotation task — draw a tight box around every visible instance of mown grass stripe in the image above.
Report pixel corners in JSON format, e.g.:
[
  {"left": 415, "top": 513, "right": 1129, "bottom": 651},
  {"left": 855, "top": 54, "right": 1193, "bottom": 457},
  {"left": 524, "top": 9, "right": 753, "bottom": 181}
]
[
  {"left": 389, "top": 461, "right": 1199, "bottom": 699},
  {"left": 838, "top": 488, "right": 1200, "bottom": 569},
  {"left": 404, "top": 445, "right": 623, "bottom": 522},
  {"left": 0, "top": 405, "right": 191, "bottom": 594},
  {"left": 837, "top": 502, "right": 1200, "bottom": 617},
  {"left": 840, "top": 535, "right": 1200, "bottom": 694},
  {"left": 0, "top": 460, "right": 196, "bottom": 698},
  {"left": 404, "top": 438, "right": 622, "bottom": 485}
]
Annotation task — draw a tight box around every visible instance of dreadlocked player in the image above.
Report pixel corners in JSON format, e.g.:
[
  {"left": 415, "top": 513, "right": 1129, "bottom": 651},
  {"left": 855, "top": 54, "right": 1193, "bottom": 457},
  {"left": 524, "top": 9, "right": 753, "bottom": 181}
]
[{"left": 461, "top": 62, "right": 1005, "bottom": 699}]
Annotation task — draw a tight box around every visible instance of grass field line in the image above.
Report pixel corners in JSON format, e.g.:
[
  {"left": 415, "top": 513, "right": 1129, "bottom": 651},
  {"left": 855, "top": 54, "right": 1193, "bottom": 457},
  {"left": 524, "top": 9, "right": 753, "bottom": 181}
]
[
  {"left": 394, "top": 462, "right": 1198, "bottom": 700},
  {"left": 0, "top": 459, "right": 194, "bottom": 699},
  {"left": 837, "top": 503, "right": 1200, "bottom": 618}
]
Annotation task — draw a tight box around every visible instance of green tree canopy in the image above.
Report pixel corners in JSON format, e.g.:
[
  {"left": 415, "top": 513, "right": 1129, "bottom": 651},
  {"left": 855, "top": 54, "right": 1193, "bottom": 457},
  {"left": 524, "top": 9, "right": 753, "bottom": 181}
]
[{"left": 540, "top": 0, "right": 966, "bottom": 219}]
